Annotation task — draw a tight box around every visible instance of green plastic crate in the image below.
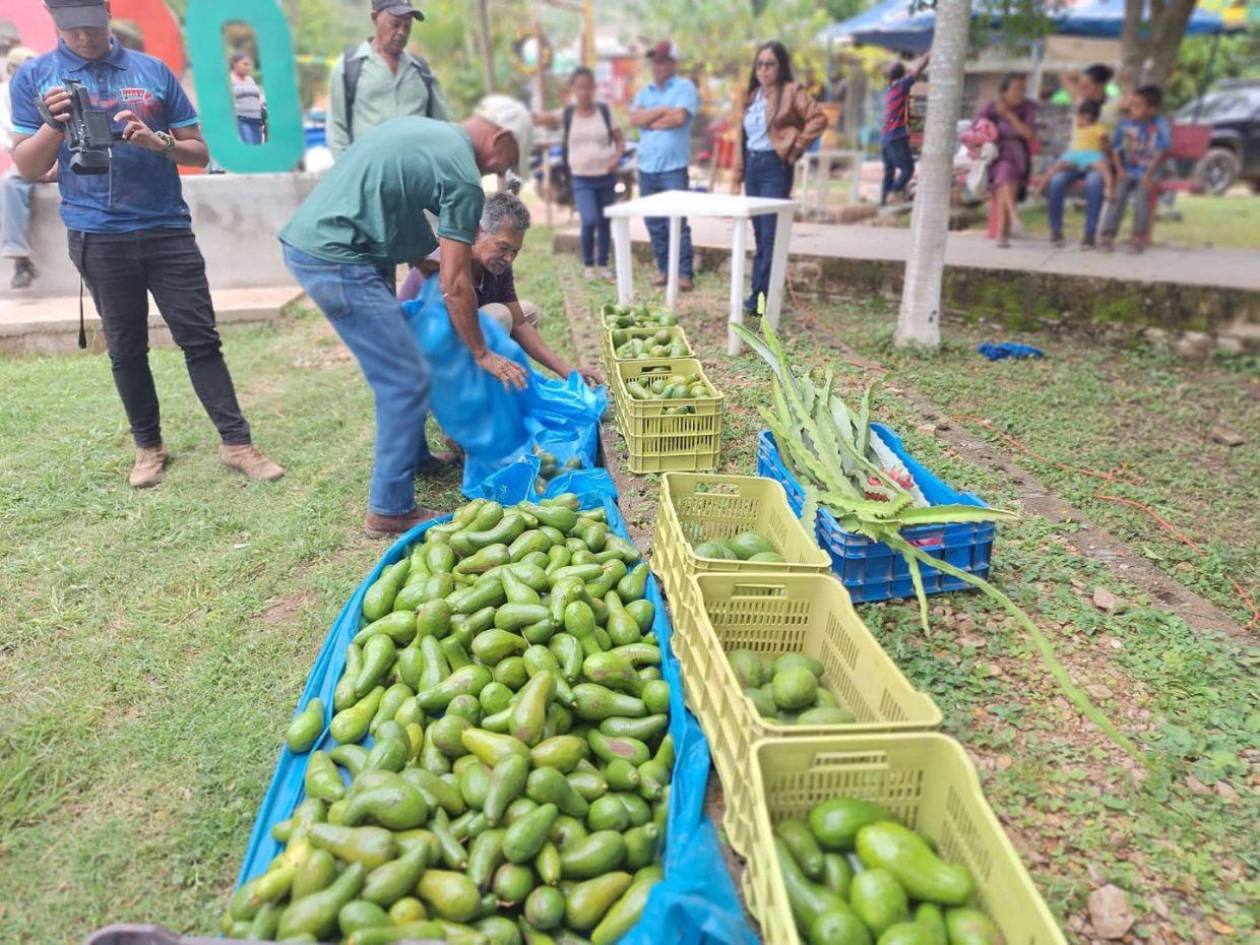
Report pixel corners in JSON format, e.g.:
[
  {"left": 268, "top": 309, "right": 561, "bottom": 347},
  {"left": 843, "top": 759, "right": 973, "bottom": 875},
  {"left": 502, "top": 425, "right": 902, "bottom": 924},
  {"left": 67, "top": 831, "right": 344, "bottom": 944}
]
[
  {"left": 742, "top": 735, "right": 1067, "bottom": 945},
  {"left": 677, "top": 572, "right": 942, "bottom": 855}
]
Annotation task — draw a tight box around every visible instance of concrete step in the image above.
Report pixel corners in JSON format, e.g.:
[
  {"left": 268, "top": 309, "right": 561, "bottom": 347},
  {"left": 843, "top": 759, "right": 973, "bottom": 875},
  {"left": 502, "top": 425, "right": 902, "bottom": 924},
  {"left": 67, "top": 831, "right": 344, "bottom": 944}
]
[{"left": 0, "top": 285, "right": 304, "bottom": 356}]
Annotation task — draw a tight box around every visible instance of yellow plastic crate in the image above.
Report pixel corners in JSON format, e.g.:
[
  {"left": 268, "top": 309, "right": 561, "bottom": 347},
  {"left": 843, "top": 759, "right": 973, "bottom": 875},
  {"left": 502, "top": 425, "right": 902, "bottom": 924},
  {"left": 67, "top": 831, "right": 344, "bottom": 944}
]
[
  {"left": 678, "top": 572, "right": 942, "bottom": 854},
  {"left": 653, "top": 473, "right": 830, "bottom": 609},
  {"left": 613, "top": 358, "right": 723, "bottom": 439},
  {"left": 609, "top": 360, "right": 724, "bottom": 474},
  {"left": 603, "top": 325, "right": 693, "bottom": 364},
  {"left": 742, "top": 735, "right": 1067, "bottom": 945}
]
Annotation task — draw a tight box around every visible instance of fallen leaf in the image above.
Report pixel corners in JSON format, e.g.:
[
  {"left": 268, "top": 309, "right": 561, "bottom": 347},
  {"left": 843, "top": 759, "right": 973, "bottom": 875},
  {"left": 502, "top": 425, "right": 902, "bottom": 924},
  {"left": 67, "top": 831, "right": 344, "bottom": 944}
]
[
  {"left": 1089, "top": 884, "right": 1136, "bottom": 939},
  {"left": 1086, "top": 683, "right": 1114, "bottom": 700},
  {"left": 1092, "top": 587, "right": 1126, "bottom": 613},
  {"left": 1149, "top": 894, "right": 1169, "bottom": 920},
  {"left": 1184, "top": 775, "right": 1210, "bottom": 796},
  {"left": 1209, "top": 427, "right": 1244, "bottom": 447},
  {"left": 1207, "top": 918, "right": 1235, "bottom": 935},
  {"left": 1214, "top": 780, "right": 1239, "bottom": 804}
]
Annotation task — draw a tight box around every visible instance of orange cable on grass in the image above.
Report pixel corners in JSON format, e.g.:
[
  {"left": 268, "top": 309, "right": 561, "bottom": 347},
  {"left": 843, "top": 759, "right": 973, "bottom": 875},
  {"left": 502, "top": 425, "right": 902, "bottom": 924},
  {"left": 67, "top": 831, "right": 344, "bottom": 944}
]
[{"left": 1094, "top": 494, "right": 1260, "bottom": 630}]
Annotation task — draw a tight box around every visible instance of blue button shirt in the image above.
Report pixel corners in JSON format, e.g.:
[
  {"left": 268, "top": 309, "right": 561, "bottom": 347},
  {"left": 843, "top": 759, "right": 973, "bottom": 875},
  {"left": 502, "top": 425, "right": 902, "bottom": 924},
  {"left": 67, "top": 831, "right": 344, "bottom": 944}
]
[
  {"left": 10, "top": 39, "right": 200, "bottom": 234},
  {"left": 743, "top": 89, "right": 772, "bottom": 152},
  {"left": 632, "top": 75, "right": 700, "bottom": 174}
]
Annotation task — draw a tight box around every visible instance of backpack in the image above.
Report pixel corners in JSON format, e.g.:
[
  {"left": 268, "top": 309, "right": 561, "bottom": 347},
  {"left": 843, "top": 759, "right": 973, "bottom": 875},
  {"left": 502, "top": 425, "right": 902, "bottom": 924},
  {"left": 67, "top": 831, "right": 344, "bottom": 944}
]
[
  {"left": 342, "top": 45, "right": 437, "bottom": 144},
  {"left": 560, "top": 102, "right": 614, "bottom": 171}
]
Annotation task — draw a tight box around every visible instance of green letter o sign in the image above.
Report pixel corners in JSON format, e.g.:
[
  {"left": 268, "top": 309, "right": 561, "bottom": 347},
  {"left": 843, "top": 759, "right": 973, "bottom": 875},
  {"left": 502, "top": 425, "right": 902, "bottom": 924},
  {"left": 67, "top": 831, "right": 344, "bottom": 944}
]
[{"left": 186, "top": 0, "right": 303, "bottom": 172}]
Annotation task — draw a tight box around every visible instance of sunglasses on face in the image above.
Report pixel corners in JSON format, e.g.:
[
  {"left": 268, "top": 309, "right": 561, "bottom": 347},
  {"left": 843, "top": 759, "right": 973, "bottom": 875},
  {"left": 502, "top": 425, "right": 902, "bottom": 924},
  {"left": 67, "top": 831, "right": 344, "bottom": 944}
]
[{"left": 756, "top": 60, "right": 778, "bottom": 69}]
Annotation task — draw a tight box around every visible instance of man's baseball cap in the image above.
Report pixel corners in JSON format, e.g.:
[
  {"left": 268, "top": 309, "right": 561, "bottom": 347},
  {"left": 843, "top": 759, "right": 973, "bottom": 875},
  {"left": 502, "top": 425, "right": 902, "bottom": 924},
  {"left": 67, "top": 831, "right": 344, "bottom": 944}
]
[
  {"left": 45, "top": 0, "right": 110, "bottom": 30},
  {"left": 645, "top": 41, "right": 680, "bottom": 62},
  {"left": 474, "top": 94, "right": 534, "bottom": 176},
  {"left": 372, "top": 0, "right": 425, "bottom": 20}
]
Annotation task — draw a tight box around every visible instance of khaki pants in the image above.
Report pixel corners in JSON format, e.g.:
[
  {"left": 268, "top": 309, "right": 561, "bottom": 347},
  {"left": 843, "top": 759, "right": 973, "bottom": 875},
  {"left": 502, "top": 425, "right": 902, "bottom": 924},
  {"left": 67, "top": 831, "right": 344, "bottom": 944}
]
[{"left": 482, "top": 300, "right": 539, "bottom": 336}]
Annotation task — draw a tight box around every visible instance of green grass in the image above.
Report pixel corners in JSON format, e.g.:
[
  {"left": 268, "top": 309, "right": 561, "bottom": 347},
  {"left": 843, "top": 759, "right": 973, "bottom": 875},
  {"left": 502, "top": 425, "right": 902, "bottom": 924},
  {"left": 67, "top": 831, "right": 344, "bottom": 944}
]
[
  {"left": 558, "top": 254, "right": 1260, "bottom": 943},
  {"left": 0, "top": 228, "right": 572, "bottom": 942}
]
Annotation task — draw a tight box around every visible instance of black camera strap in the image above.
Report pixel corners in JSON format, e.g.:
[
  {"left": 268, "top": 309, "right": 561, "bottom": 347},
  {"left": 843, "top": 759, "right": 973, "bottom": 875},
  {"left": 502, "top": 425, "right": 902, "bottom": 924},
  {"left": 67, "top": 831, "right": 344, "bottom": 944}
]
[{"left": 77, "top": 233, "right": 88, "bottom": 350}]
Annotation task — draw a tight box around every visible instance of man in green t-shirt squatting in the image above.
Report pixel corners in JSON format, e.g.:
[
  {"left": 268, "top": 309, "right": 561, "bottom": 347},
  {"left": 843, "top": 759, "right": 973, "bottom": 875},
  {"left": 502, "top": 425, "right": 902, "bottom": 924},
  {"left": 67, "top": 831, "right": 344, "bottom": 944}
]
[{"left": 280, "top": 96, "right": 532, "bottom": 538}]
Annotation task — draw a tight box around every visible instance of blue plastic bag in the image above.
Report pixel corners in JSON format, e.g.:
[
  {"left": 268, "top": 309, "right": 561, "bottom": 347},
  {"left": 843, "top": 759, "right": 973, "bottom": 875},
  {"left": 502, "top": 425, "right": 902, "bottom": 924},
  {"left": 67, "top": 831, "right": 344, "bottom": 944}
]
[
  {"left": 977, "top": 341, "right": 1045, "bottom": 360},
  {"left": 403, "top": 278, "right": 608, "bottom": 497}
]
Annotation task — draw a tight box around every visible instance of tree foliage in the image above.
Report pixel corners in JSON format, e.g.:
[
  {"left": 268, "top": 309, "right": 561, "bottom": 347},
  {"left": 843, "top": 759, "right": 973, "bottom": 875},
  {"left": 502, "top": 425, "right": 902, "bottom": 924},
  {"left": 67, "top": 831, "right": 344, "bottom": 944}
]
[{"left": 632, "top": 0, "right": 833, "bottom": 94}]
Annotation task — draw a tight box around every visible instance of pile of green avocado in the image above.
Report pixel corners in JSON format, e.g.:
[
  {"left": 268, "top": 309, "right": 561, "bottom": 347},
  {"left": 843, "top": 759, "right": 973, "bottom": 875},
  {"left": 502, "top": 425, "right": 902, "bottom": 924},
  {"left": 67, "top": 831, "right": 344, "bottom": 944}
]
[
  {"left": 222, "top": 495, "right": 671, "bottom": 945},
  {"left": 692, "top": 531, "right": 785, "bottom": 564},
  {"left": 623, "top": 370, "right": 714, "bottom": 404},
  {"left": 600, "top": 302, "right": 678, "bottom": 330},
  {"left": 610, "top": 329, "right": 690, "bottom": 361},
  {"left": 729, "top": 652, "right": 855, "bottom": 726},
  {"left": 776, "top": 797, "right": 1001, "bottom": 945},
  {"left": 531, "top": 448, "right": 583, "bottom": 496}
]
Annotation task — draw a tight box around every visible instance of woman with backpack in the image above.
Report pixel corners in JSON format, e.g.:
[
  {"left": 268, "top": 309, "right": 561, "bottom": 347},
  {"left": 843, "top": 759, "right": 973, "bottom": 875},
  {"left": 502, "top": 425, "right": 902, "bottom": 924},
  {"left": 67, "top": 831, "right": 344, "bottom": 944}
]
[
  {"left": 539, "top": 67, "right": 625, "bottom": 281},
  {"left": 731, "top": 41, "right": 826, "bottom": 315}
]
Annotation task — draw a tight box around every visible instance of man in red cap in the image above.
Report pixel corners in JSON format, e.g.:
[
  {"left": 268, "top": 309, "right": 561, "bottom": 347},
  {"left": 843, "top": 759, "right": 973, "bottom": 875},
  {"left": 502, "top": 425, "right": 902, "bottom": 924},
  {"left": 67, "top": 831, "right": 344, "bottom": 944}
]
[
  {"left": 328, "top": 0, "right": 449, "bottom": 159},
  {"left": 629, "top": 41, "right": 700, "bottom": 291}
]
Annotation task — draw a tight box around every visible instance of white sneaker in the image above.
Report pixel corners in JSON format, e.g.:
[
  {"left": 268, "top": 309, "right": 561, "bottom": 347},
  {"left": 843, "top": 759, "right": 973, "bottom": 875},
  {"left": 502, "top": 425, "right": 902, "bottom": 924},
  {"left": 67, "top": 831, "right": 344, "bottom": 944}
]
[
  {"left": 600, "top": 268, "right": 615, "bottom": 282},
  {"left": 583, "top": 267, "right": 596, "bottom": 281}
]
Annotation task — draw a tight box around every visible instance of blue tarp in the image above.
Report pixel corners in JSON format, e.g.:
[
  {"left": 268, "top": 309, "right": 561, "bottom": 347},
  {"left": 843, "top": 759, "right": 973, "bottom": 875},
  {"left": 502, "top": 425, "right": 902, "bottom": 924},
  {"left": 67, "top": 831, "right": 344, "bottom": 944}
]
[
  {"left": 233, "top": 493, "right": 757, "bottom": 945},
  {"left": 403, "top": 277, "right": 609, "bottom": 500},
  {"left": 820, "top": 0, "right": 1233, "bottom": 52}
]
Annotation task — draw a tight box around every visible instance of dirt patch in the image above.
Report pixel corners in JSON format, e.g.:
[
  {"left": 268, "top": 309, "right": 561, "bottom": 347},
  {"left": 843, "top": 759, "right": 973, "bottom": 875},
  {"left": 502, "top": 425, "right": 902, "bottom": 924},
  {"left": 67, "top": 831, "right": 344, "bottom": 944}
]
[{"left": 259, "top": 591, "right": 315, "bottom": 628}]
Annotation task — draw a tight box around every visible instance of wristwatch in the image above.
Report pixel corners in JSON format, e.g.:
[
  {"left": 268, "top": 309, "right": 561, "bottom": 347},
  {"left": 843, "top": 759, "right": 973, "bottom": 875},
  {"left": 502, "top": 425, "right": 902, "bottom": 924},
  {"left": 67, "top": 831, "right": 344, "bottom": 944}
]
[{"left": 155, "top": 131, "right": 176, "bottom": 155}]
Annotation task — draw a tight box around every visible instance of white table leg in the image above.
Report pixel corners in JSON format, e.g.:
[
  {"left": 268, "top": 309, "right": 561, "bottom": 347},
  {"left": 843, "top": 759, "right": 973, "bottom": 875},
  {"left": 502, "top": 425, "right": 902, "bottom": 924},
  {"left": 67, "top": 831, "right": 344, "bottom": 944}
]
[
  {"left": 611, "top": 217, "right": 633, "bottom": 305},
  {"left": 727, "top": 218, "right": 748, "bottom": 356},
  {"left": 798, "top": 157, "right": 811, "bottom": 208},
  {"left": 764, "top": 207, "right": 794, "bottom": 333},
  {"left": 665, "top": 215, "right": 681, "bottom": 310},
  {"left": 849, "top": 151, "right": 862, "bottom": 204},
  {"left": 815, "top": 154, "right": 829, "bottom": 213}
]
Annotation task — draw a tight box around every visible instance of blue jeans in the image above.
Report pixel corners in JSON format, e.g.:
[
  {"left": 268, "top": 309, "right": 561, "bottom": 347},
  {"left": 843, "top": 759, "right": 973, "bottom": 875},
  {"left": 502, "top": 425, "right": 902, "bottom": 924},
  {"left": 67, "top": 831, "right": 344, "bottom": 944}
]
[
  {"left": 638, "top": 167, "right": 694, "bottom": 278},
  {"left": 571, "top": 173, "right": 615, "bottom": 267},
  {"left": 743, "top": 150, "right": 793, "bottom": 306},
  {"left": 1, "top": 169, "right": 34, "bottom": 258},
  {"left": 880, "top": 135, "right": 914, "bottom": 203},
  {"left": 1046, "top": 167, "right": 1105, "bottom": 241},
  {"left": 282, "top": 242, "right": 433, "bottom": 517},
  {"left": 237, "top": 117, "right": 265, "bottom": 145}
]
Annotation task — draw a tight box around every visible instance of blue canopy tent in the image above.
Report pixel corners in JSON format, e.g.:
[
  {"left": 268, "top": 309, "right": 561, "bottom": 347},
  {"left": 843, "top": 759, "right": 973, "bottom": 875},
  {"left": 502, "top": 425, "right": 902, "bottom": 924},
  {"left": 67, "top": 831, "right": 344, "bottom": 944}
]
[{"left": 820, "top": 0, "right": 1233, "bottom": 53}]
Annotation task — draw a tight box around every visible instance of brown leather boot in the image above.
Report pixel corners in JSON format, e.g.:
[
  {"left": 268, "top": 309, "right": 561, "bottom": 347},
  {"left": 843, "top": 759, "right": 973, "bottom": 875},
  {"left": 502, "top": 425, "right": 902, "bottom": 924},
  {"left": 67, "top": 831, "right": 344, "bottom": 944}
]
[
  {"left": 365, "top": 506, "right": 442, "bottom": 539},
  {"left": 221, "top": 443, "right": 285, "bottom": 481},
  {"left": 129, "top": 445, "right": 169, "bottom": 489}
]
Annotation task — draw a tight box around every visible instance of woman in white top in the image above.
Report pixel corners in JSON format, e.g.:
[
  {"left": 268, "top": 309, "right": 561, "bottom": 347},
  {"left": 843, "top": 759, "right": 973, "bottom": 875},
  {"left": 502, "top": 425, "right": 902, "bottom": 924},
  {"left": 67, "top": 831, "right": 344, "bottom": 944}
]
[
  {"left": 541, "top": 68, "right": 625, "bottom": 281},
  {"left": 231, "top": 53, "right": 265, "bottom": 145}
]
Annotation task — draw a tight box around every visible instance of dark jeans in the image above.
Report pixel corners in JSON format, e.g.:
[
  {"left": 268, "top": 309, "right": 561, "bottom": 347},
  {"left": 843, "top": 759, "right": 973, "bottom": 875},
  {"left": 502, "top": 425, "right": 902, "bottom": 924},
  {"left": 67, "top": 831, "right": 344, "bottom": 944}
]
[
  {"left": 68, "top": 228, "right": 251, "bottom": 449},
  {"left": 638, "top": 167, "right": 694, "bottom": 278},
  {"left": 571, "top": 173, "right": 616, "bottom": 267},
  {"left": 237, "top": 117, "right": 265, "bottom": 145},
  {"left": 743, "top": 150, "right": 794, "bottom": 307},
  {"left": 1046, "top": 167, "right": 1105, "bottom": 240},
  {"left": 880, "top": 135, "right": 915, "bottom": 203}
]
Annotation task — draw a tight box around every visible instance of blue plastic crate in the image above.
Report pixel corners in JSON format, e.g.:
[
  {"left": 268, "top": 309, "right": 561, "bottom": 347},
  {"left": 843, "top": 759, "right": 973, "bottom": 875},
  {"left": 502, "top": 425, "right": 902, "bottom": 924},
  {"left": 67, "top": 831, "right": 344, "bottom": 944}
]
[{"left": 756, "top": 428, "right": 995, "bottom": 603}]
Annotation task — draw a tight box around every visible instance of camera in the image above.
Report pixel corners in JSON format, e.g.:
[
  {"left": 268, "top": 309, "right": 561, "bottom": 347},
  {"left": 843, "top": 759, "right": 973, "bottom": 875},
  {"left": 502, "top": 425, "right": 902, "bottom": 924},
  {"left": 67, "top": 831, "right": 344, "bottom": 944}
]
[{"left": 37, "top": 80, "right": 117, "bottom": 175}]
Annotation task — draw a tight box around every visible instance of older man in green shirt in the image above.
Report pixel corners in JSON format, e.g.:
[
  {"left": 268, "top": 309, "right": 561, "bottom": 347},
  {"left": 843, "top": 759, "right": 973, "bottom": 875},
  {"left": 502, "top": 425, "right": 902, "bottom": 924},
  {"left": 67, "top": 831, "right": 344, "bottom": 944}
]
[
  {"left": 328, "top": 0, "right": 450, "bottom": 159},
  {"left": 281, "top": 100, "right": 532, "bottom": 538}
]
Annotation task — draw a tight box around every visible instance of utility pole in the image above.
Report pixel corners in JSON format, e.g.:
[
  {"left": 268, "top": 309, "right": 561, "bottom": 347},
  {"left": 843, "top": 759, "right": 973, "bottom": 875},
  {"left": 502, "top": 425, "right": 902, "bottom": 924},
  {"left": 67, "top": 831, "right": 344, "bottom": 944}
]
[{"left": 477, "top": 0, "right": 495, "bottom": 94}]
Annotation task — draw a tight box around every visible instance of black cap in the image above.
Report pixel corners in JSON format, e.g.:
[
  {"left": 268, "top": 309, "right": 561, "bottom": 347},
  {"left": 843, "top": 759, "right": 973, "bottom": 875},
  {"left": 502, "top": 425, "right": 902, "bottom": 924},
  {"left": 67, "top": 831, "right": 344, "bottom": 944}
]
[
  {"left": 45, "top": 0, "right": 109, "bottom": 31},
  {"left": 372, "top": 0, "right": 425, "bottom": 19}
]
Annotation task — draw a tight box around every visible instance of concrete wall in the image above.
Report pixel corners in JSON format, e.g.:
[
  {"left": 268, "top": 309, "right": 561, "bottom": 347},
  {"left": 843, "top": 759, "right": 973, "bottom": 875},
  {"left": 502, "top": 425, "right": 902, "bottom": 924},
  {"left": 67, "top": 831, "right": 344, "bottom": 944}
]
[{"left": 9, "top": 172, "right": 319, "bottom": 299}]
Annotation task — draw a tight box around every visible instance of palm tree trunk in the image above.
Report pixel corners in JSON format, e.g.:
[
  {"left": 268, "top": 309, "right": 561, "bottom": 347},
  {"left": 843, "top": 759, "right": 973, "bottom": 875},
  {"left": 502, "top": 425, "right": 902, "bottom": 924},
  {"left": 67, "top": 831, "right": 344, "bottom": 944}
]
[{"left": 894, "top": 0, "right": 971, "bottom": 351}]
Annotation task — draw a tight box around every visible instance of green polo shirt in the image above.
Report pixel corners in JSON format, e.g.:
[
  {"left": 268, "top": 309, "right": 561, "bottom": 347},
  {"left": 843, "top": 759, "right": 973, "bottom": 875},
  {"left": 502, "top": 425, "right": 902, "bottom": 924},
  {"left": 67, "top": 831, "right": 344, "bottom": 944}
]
[
  {"left": 280, "top": 118, "right": 485, "bottom": 266},
  {"left": 328, "top": 40, "right": 451, "bottom": 158}
]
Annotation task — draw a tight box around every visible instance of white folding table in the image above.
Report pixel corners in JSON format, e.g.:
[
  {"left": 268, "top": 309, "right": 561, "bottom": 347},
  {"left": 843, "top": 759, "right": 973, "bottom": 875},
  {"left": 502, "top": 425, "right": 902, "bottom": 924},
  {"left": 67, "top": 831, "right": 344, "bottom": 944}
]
[
  {"left": 796, "top": 148, "right": 865, "bottom": 213},
  {"left": 604, "top": 190, "right": 797, "bottom": 355}
]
